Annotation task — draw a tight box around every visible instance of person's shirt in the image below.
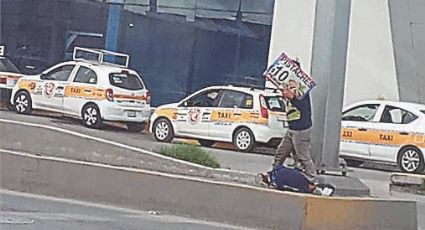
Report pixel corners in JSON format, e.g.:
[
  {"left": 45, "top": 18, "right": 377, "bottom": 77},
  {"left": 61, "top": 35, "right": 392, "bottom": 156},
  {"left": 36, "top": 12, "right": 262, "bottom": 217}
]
[
  {"left": 288, "top": 93, "right": 312, "bottom": 131},
  {"left": 271, "top": 165, "right": 310, "bottom": 193}
]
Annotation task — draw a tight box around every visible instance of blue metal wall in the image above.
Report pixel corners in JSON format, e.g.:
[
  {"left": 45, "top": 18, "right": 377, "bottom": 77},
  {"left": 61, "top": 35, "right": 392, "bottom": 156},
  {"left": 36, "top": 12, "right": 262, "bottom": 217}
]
[
  {"left": 1, "top": 0, "right": 272, "bottom": 106},
  {"left": 119, "top": 9, "right": 271, "bottom": 106}
]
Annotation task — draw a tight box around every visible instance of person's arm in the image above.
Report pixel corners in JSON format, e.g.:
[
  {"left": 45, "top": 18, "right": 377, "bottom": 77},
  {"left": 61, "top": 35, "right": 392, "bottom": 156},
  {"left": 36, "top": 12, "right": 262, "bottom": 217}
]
[{"left": 290, "top": 97, "right": 302, "bottom": 108}]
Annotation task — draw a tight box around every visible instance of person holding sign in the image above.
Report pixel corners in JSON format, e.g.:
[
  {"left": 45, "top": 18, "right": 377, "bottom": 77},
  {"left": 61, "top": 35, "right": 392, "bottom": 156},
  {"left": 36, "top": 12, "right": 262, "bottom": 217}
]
[{"left": 267, "top": 58, "right": 317, "bottom": 182}]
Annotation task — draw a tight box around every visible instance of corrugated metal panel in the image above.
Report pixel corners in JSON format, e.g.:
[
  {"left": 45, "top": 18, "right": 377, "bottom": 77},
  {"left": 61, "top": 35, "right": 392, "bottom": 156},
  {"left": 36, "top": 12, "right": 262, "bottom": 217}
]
[
  {"left": 157, "top": 0, "right": 196, "bottom": 21},
  {"left": 195, "top": 0, "right": 239, "bottom": 21},
  {"left": 123, "top": 0, "right": 150, "bottom": 15},
  {"left": 155, "top": 0, "right": 274, "bottom": 24},
  {"left": 241, "top": 0, "right": 274, "bottom": 25}
]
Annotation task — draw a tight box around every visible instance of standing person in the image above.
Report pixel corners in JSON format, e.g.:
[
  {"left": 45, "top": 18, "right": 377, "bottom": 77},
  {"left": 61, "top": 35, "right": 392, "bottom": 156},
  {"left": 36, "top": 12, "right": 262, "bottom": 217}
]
[{"left": 273, "top": 59, "right": 317, "bottom": 181}]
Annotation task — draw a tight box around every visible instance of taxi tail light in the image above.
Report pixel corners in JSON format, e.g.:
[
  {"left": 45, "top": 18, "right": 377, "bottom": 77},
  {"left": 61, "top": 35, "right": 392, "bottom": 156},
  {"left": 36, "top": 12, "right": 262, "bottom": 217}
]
[
  {"left": 146, "top": 90, "right": 151, "bottom": 104},
  {"left": 0, "top": 76, "right": 7, "bottom": 84},
  {"left": 259, "top": 94, "right": 269, "bottom": 119},
  {"left": 106, "top": 88, "right": 114, "bottom": 101}
]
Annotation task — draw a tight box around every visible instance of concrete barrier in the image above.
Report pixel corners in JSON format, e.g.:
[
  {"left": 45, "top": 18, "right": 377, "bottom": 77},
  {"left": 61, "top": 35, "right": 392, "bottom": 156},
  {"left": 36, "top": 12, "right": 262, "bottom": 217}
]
[
  {"left": 390, "top": 173, "right": 425, "bottom": 195},
  {"left": 0, "top": 150, "right": 417, "bottom": 230}
]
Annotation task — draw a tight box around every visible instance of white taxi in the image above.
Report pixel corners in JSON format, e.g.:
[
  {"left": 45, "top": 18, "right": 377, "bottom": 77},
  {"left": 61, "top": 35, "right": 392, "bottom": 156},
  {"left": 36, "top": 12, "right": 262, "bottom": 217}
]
[
  {"left": 10, "top": 47, "right": 151, "bottom": 131},
  {"left": 0, "top": 46, "right": 25, "bottom": 109},
  {"left": 150, "top": 85, "right": 287, "bottom": 152},
  {"left": 340, "top": 100, "right": 425, "bottom": 173}
]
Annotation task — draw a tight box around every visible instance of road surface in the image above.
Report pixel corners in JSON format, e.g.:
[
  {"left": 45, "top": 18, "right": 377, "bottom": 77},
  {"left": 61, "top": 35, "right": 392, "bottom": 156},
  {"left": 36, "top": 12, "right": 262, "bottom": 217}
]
[
  {"left": 0, "top": 110, "right": 423, "bottom": 229},
  {"left": 0, "top": 190, "right": 250, "bottom": 230}
]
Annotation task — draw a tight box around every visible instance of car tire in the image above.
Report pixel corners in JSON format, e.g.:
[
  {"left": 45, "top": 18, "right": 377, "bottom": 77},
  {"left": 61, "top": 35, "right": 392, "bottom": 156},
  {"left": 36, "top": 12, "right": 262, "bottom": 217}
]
[
  {"left": 397, "top": 146, "right": 425, "bottom": 173},
  {"left": 233, "top": 127, "right": 256, "bottom": 152},
  {"left": 81, "top": 104, "right": 103, "bottom": 129},
  {"left": 14, "top": 91, "right": 32, "bottom": 114},
  {"left": 153, "top": 118, "right": 174, "bottom": 142},
  {"left": 127, "top": 122, "right": 145, "bottom": 133},
  {"left": 198, "top": 139, "right": 215, "bottom": 148}
]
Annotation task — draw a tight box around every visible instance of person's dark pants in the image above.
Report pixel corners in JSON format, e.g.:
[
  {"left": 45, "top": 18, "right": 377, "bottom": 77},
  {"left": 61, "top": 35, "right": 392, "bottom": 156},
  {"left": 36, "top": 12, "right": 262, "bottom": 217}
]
[{"left": 273, "top": 128, "right": 317, "bottom": 180}]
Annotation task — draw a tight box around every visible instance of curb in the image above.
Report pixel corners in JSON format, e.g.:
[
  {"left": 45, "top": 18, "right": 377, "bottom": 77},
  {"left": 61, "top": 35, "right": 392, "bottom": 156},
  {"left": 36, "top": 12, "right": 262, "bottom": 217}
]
[
  {"left": 0, "top": 150, "right": 418, "bottom": 230},
  {"left": 390, "top": 173, "right": 425, "bottom": 195}
]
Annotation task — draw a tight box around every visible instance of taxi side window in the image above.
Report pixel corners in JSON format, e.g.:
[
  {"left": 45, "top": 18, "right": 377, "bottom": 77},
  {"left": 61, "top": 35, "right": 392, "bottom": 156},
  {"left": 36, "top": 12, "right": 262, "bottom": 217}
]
[
  {"left": 380, "top": 106, "right": 418, "bottom": 124},
  {"left": 186, "top": 89, "right": 220, "bottom": 107},
  {"left": 218, "top": 90, "right": 253, "bottom": 109},
  {"left": 74, "top": 66, "right": 97, "bottom": 84},
  {"left": 342, "top": 104, "right": 379, "bottom": 122},
  {"left": 41, "top": 64, "right": 75, "bottom": 81}
]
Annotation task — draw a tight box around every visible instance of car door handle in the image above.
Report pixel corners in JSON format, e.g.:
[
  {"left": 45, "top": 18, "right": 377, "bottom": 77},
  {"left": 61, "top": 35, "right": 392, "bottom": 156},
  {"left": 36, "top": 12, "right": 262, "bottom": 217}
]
[
  {"left": 233, "top": 113, "right": 242, "bottom": 116},
  {"left": 56, "top": 86, "right": 64, "bottom": 90},
  {"left": 203, "top": 113, "right": 211, "bottom": 115},
  {"left": 84, "top": 89, "right": 92, "bottom": 93},
  {"left": 358, "top": 128, "right": 367, "bottom": 131},
  {"left": 399, "top": 132, "right": 409, "bottom": 135}
]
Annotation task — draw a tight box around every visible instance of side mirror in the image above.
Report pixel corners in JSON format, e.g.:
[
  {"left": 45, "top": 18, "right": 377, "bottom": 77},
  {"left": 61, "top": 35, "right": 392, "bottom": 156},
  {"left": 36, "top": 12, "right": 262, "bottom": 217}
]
[
  {"left": 183, "top": 101, "right": 188, "bottom": 107},
  {"left": 40, "top": 73, "right": 47, "bottom": 79}
]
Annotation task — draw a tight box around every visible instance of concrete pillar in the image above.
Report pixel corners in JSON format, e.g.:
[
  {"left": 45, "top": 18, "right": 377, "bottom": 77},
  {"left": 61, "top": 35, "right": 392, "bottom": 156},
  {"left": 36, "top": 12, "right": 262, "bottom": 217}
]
[{"left": 310, "top": 0, "right": 351, "bottom": 170}]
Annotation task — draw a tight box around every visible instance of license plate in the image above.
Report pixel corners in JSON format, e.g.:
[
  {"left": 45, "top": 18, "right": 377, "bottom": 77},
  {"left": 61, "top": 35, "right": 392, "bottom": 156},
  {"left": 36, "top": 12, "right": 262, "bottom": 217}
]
[
  {"left": 7, "top": 79, "right": 17, "bottom": 87},
  {"left": 127, "top": 111, "right": 136, "bottom": 117}
]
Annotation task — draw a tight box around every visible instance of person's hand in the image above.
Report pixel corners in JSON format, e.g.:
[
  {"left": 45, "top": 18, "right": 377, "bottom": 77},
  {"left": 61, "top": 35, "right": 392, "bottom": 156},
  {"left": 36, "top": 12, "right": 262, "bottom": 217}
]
[{"left": 282, "top": 88, "right": 295, "bottom": 99}]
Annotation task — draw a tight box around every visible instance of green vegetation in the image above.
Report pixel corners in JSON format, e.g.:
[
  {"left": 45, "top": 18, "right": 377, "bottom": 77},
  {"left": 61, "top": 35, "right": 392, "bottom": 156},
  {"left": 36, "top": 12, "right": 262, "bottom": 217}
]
[{"left": 158, "top": 144, "right": 220, "bottom": 168}]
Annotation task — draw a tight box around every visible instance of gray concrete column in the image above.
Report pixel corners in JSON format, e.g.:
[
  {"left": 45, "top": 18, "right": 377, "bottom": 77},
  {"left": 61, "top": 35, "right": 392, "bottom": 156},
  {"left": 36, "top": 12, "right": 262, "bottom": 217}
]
[{"left": 310, "top": 0, "right": 351, "bottom": 170}]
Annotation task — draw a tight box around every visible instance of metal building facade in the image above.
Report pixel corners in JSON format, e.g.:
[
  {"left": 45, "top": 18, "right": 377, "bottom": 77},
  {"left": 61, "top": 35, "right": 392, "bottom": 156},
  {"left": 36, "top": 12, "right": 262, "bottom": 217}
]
[{"left": 0, "top": 0, "right": 275, "bottom": 106}]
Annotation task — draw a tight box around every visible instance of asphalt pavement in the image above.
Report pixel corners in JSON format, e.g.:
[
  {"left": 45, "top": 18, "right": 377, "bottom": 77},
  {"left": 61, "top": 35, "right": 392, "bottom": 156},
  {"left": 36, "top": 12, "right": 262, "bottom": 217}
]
[
  {"left": 0, "top": 190, "right": 251, "bottom": 230},
  {"left": 0, "top": 110, "right": 424, "bottom": 229}
]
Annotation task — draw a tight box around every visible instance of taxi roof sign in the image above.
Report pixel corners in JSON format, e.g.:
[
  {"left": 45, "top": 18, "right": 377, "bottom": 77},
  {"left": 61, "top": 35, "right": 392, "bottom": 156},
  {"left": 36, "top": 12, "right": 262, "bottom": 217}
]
[
  {"left": 0, "top": 46, "right": 4, "bottom": 56},
  {"left": 73, "top": 47, "right": 129, "bottom": 68}
]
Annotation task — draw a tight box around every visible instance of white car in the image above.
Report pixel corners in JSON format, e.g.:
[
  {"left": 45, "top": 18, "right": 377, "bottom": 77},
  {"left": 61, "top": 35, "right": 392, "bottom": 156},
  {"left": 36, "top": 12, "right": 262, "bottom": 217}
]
[
  {"left": 10, "top": 47, "right": 151, "bottom": 131},
  {"left": 340, "top": 100, "right": 425, "bottom": 173},
  {"left": 0, "top": 47, "right": 25, "bottom": 109},
  {"left": 150, "top": 85, "right": 288, "bottom": 152}
]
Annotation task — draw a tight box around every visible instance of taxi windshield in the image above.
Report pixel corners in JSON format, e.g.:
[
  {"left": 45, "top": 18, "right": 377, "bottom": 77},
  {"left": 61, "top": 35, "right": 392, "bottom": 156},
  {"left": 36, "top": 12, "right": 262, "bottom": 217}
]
[
  {"left": 265, "top": 96, "right": 286, "bottom": 112},
  {"left": 109, "top": 72, "right": 144, "bottom": 90}
]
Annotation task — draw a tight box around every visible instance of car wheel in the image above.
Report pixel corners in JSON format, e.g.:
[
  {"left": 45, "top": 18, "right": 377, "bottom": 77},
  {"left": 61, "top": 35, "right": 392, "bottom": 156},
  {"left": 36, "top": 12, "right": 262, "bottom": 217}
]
[
  {"left": 198, "top": 139, "right": 215, "bottom": 147},
  {"left": 127, "top": 122, "right": 145, "bottom": 133},
  {"left": 233, "top": 127, "right": 255, "bottom": 152},
  {"left": 14, "top": 91, "right": 32, "bottom": 114},
  {"left": 82, "top": 104, "right": 103, "bottom": 129},
  {"left": 153, "top": 118, "right": 174, "bottom": 142},
  {"left": 398, "top": 147, "right": 425, "bottom": 173}
]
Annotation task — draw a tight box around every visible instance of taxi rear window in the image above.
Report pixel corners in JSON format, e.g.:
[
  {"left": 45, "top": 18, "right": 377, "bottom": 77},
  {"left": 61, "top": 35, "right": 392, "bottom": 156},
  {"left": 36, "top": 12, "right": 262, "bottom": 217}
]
[
  {"left": 265, "top": 96, "right": 286, "bottom": 112},
  {"left": 109, "top": 73, "right": 144, "bottom": 90}
]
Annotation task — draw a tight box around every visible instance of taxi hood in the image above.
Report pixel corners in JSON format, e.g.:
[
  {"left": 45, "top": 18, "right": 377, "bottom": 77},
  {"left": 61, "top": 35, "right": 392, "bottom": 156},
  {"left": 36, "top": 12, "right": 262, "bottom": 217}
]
[
  {"left": 157, "top": 102, "right": 179, "bottom": 109},
  {"left": 18, "top": 74, "right": 41, "bottom": 81}
]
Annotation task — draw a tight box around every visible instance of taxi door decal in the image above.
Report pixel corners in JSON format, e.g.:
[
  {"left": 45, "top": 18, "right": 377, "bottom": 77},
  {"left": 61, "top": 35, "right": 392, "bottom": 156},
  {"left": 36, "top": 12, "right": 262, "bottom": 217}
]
[
  {"left": 188, "top": 108, "right": 202, "bottom": 125},
  {"left": 371, "top": 130, "right": 425, "bottom": 148},
  {"left": 64, "top": 85, "right": 105, "bottom": 100},
  {"left": 340, "top": 127, "right": 370, "bottom": 144},
  {"left": 210, "top": 109, "right": 268, "bottom": 125},
  {"left": 156, "top": 108, "right": 178, "bottom": 120},
  {"left": 18, "top": 80, "right": 37, "bottom": 94},
  {"left": 43, "top": 82, "right": 55, "bottom": 98}
]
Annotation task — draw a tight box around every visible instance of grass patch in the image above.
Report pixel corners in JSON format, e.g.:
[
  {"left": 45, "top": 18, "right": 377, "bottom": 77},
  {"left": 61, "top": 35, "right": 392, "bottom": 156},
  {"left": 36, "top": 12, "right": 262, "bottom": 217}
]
[{"left": 158, "top": 144, "right": 220, "bottom": 168}]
